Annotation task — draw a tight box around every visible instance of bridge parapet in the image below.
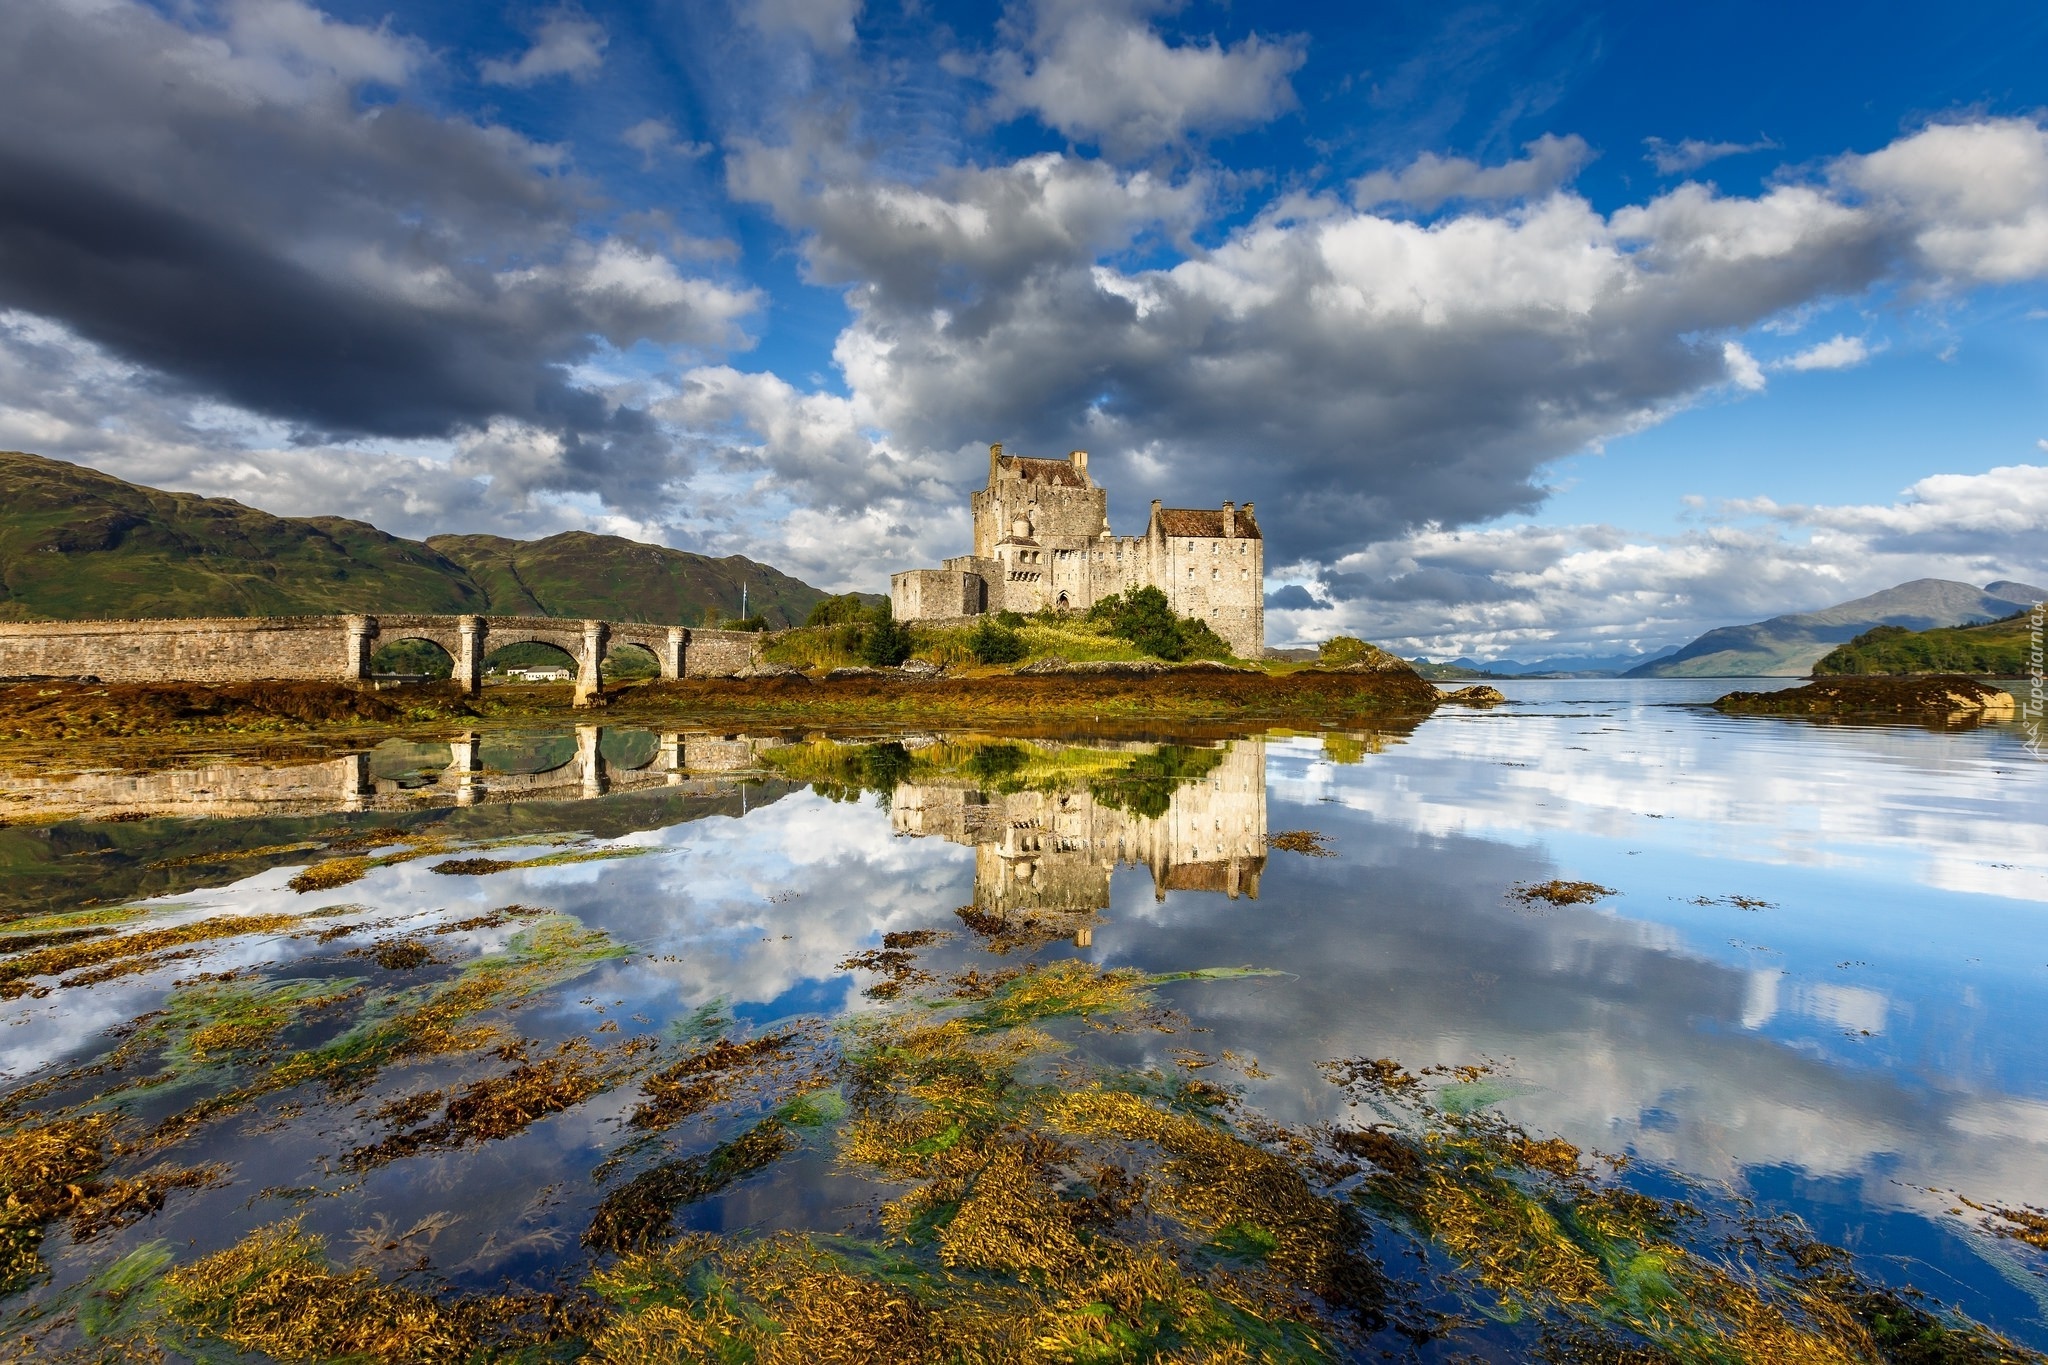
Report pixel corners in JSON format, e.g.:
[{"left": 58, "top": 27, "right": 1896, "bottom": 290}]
[{"left": 0, "top": 615, "right": 767, "bottom": 705}]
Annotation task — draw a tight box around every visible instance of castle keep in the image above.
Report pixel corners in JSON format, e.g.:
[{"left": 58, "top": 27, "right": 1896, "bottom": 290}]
[{"left": 890, "top": 445, "right": 1265, "bottom": 656}]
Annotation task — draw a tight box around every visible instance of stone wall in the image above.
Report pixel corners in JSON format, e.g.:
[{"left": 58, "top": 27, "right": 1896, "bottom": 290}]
[
  {"left": 679, "top": 628, "right": 767, "bottom": 678},
  {"left": 891, "top": 569, "right": 986, "bottom": 622},
  {"left": 0, "top": 616, "right": 356, "bottom": 684}
]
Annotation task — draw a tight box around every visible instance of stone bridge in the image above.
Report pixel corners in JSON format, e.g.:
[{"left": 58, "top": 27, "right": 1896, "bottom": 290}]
[{"left": 0, "top": 614, "right": 767, "bottom": 705}]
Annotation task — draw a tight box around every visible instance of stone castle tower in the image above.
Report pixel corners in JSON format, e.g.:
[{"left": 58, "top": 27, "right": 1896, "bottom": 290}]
[{"left": 890, "top": 445, "right": 1264, "bottom": 656}]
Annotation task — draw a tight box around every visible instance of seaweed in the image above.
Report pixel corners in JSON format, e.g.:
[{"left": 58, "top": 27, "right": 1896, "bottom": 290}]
[
  {"left": 1510, "top": 881, "right": 1617, "bottom": 908},
  {"left": 629, "top": 1031, "right": 810, "bottom": 1132},
  {"left": 584, "top": 1120, "right": 795, "bottom": 1253},
  {"left": 0, "top": 1116, "right": 218, "bottom": 1296},
  {"left": 344, "top": 1037, "right": 654, "bottom": 1168},
  {"left": 0, "top": 911, "right": 307, "bottom": 999},
  {"left": 156, "top": 1219, "right": 564, "bottom": 1363}
]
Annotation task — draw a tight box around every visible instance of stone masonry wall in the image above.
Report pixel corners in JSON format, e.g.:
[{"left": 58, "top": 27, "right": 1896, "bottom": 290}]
[
  {"left": 0, "top": 616, "right": 356, "bottom": 683},
  {"left": 680, "top": 629, "right": 766, "bottom": 678}
]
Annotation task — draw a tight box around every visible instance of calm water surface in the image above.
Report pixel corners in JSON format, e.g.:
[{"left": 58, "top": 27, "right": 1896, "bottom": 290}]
[{"left": 2, "top": 678, "right": 2044, "bottom": 1357}]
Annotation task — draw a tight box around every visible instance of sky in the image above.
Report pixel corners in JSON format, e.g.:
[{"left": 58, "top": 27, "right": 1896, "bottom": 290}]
[{"left": 1, "top": 0, "right": 2045, "bottom": 658}]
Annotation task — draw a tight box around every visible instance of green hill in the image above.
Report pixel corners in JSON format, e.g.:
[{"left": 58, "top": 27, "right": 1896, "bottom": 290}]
[
  {"left": 1813, "top": 613, "right": 2036, "bottom": 677},
  {"left": 0, "top": 451, "right": 844, "bottom": 627},
  {"left": 425, "top": 531, "right": 826, "bottom": 628},
  {"left": 1627, "top": 578, "right": 2046, "bottom": 677}
]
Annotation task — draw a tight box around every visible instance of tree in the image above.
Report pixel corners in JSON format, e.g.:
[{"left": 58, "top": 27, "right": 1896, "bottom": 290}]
[
  {"left": 968, "top": 617, "right": 1027, "bottom": 664},
  {"left": 861, "top": 616, "right": 915, "bottom": 666},
  {"left": 806, "top": 594, "right": 872, "bottom": 627},
  {"left": 1088, "top": 586, "right": 1192, "bottom": 660}
]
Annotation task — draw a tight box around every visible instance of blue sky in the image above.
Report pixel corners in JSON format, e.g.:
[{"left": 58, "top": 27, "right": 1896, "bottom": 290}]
[{"left": 0, "top": 0, "right": 2043, "bottom": 656}]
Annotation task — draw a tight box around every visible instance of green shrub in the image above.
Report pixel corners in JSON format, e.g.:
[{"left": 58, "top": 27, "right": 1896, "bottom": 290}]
[
  {"left": 722, "top": 616, "right": 769, "bottom": 633},
  {"left": 994, "top": 610, "right": 1027, "bottom": 628},
  {"left": 1084, "top": 586, "right": 1230, "bottom": 661},
  {"left": 968, "top": 617, "right": 1028, "bottom": 665},
  {"left": 1318, "top": 636, "right": 1374, "bottom": 664},
  {"left": 805, "top": 594, "right": 869, "bottom": 627},
  {"left": 860, "top": 617, "right": 915, "bottom": 667}
]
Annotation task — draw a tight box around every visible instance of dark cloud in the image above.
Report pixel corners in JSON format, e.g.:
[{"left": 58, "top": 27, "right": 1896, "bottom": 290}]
[
  {"left": 1263, "top": 584, "right": 1322, "bottom": 610},
  {"left": 0, "top": 0, "right": 753, "bottom": 512}
]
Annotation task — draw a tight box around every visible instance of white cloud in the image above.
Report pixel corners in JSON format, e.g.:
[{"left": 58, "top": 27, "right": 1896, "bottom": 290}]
[
  {"left": 745, "top": 0, "right": 862, "bottom": 53},
  {"left": 480, "top": 7, "right": 607, "bottom": 86},
  {"left": 1775, "top": 334, "right": 1873, "bottom": 372},
  {"left": 1723, "top": 341, "right": 1766, "bottom": 390},
  {"left": 622, "top": 118, "right": 711, "bottom": 167},
  {"left": 1354, "top": 134, "right": 1594, "bottom": 211},
  {"left": 1837, "top": 117, "right": 2048, "bottom": 284},
  {"left": 1644, "top": 135, "right": 1777, "bottom": 175},
  {"left": 985, "top": 0, "right": 1305, "bottom": 158}
]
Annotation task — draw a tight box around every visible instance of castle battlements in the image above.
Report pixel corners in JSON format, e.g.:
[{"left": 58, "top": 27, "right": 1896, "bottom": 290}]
[{"left": 890, "top": 444, "right": 1265, "bottom": 656}]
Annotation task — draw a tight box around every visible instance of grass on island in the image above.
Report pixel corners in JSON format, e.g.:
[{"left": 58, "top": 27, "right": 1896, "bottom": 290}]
[{"left": 1813, "top": 612, "right": 2038, "bottom": 677}]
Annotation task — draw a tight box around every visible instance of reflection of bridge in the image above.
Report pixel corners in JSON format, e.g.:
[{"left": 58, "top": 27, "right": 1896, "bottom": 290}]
[
  {"left": 0, "top": 615, "right": 768, "bottom": 705},
  {"left": 0, "top": 728, "right": 791, "bottom": 822},
  {"left": 890, "top": 738, "right": 1267, "bottom": 933}
]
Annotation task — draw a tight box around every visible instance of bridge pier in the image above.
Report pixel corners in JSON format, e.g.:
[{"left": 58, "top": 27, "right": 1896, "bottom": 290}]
[
  {"left": 450, "top": 731, "right": 481, "bottom": 806},
  {"left": 574, "top": 620, "right": 607, "bottom": 706},
  {"left": 338, "top": 753, "right": 371, "bottom": 811},
  {"left": 343, "top": 616, "right": 373, "bottom": 686},
  {"left": 455, "top": 617, "right": 484, "bottom": 695},
  {"left": 662, "top": 628, "right": 685, "bottom": 680},
  {"left": 577, "top": 724, "right": 607, "bottom": 796}
]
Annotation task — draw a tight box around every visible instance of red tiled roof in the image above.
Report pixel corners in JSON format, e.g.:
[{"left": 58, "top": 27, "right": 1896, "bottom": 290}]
[
  {"left": 998, "top": 456, "right": 1086, "bottom": 488},
  {"left": 1154, "top": 507, "right": 1261, "bottom": 539}
]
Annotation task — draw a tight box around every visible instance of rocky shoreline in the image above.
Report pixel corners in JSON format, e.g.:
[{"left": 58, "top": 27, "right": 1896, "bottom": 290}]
[{"left": 1714, "top": 674, "right": 2017, "bottom": 719}]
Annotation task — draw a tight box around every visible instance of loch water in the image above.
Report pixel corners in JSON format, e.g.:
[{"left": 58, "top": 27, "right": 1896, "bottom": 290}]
[{"left": 2, "top": 678, "right": 2044, "bottom": 1359}]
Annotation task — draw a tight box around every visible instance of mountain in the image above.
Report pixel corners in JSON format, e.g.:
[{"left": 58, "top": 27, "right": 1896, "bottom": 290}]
[
  {"left": 1626, "top": 578, "right": 2048, "bottom": 678},
  {"left": 0, "top": 451, "right": 841, "bottom": 628},
  {"left": 1438, "top": 648, "right": 1680, "bottom": 678},
  {"left": 1813, "top": 612, "right": 2036, "bottom": 677}
]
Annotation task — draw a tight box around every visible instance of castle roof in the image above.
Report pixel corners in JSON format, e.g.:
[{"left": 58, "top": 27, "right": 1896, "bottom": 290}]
[
  {"left": 1154, "top": 507, "right": 1261, "bottom": 539},
  {"left": 998, "top": 456, "right": 1088, "bottom": 488}
]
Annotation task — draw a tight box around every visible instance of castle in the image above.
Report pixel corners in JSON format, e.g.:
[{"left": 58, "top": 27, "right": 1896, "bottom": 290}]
[{"left": 889, "top": 445, "right": 1265, "bottom": 657}]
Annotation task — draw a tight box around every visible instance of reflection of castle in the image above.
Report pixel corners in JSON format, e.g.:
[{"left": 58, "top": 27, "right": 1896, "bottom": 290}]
[{"left": 890, "top": 738, "right": 1267, "bottom": 917}]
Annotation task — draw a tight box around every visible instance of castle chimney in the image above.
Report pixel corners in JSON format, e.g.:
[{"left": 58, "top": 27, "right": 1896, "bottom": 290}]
[
  {"left": 1242, "top": 502, "right": 1254, "bottom": 524},
  {"left": 1070, "top": 450, "right": 1088, "bottom": 480},
  {"left": 1222, "top": 501, "right": 1235, "bottom": 537},
  {"left": 989, "top": 442, "right": 1003, "bottom": 484}
]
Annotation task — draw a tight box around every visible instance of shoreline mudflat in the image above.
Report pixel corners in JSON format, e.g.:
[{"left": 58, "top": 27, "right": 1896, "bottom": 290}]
[{"left": 0, "top": 666, "right": 1443, "bottom": 748}]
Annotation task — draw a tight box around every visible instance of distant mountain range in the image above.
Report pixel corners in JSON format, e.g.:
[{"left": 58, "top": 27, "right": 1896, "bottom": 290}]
[
  {"left": 1624, "top": 578, "right": 2048, "bottom": 678},
  {"left": 1433, "top": 649, "right": 1681, "bottom": 678},
  {"left": 0, "top": 451, "right": 840, "bottom": 628}
]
